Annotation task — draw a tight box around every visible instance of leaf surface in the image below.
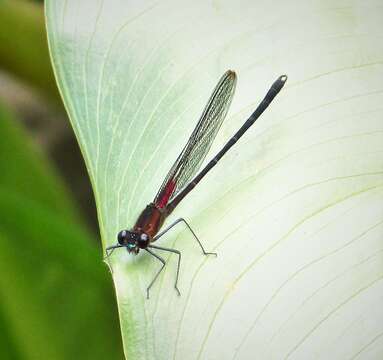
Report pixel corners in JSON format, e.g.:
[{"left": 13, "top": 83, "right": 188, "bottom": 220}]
[{"left": 46, "top": 1, "right": 383, "bottom": 358}]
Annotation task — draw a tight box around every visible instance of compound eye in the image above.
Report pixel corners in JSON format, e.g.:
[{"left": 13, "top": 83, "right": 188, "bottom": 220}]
[
  {"left": 117, "top": 230, "right": 127, "bottom": 244},
  {"left": 140, "top": 233, "right": 148, "bottom": 241}
]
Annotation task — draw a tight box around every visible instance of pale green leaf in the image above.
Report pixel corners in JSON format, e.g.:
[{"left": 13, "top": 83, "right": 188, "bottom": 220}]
[{"left": 46, "top": 1, "right": 383, "bottom": 359}]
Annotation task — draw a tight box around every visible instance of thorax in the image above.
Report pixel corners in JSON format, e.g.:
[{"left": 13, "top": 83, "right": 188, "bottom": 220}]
[{"left": 133, "top": 203, "right": 166, "bottom": 239}]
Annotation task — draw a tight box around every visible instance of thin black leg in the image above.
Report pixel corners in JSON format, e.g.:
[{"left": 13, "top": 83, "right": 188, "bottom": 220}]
[
  {"left": 104, "top": 244, "right": 124, "bottom": 259},
  {"left": 153, "top": 218, "right": 217, "bottom": 256},
  {"left": 149, "top": 244, "right": 181, "bottom": 296},
  {"left": 145, "top": 248, "right": 166, "bottom": 299},
  {"left": 104, "top": 244, "right": 125, "bottom": 273}
]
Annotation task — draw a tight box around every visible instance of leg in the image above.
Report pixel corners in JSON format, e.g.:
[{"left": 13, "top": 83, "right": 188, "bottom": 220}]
[
  {"left": 104, "top": 244, "right": 124, "bottom": 260},
  {"left": 149, "top": 244, "right": 181, "bottom": 296},
  {"left": 104, "top": 244, "right": 125, "bottom": 273},
  {"left": 153, "top": 218, "right": 217, "bottom": 256},
  {"left": 145, "top": 248, "right": 166, "bottom": 299}
]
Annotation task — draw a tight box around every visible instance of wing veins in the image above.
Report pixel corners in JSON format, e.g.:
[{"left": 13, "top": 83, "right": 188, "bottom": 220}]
[{"left": 154, "top": 70, "right": 237, "bottom": 208}]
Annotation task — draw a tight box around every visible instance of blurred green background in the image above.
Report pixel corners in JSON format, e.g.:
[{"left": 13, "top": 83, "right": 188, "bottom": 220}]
[{"left": 0, "top": 0, "right": 123, "bottom": 359}]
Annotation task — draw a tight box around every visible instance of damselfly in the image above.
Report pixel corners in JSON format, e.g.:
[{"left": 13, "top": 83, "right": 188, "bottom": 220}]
[{"left": 106, "top": 71, "right": 287, "bottom": 298}]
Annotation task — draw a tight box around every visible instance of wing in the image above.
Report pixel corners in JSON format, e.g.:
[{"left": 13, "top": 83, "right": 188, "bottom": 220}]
[{"left": 154, "top": 70, "right": 237, "bottom": 208}]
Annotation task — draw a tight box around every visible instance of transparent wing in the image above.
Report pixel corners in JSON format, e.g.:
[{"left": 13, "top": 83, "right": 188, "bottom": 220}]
[{"left": 154, "top": 70, "right": 237, "bottom": 208}]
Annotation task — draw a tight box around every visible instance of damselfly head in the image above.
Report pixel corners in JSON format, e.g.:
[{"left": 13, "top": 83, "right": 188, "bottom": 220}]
[
  {"left": 117, "top": 230, "right": 150, "bottom": 254},
  {"left": 117, "top": 230, "right": 139, "bottom": 254}
]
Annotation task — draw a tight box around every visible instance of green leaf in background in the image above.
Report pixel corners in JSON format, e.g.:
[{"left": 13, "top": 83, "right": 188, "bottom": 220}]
[
  {"left": 0, "top": 105, "right": 79, "bottom": 224},
  {"left": 0, "top": 103, "right": 123, "bottom": 360},
  {"left": 46, "top": 0, "right": 383, "bottom": 359},
  {"left": 0, "top": 0, "right": 59, "bottom": 102}
]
